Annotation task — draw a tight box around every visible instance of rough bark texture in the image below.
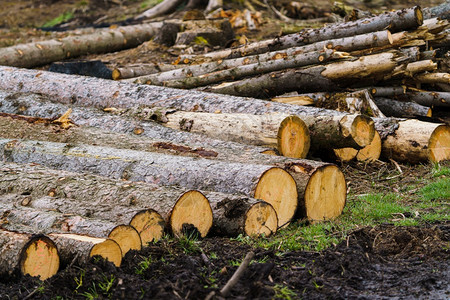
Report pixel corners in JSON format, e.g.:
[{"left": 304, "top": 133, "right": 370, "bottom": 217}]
[
  {"left": 49, "top": 234, "right": 122, "bottom": 267},
  {"left": 200, "top": 51, "right": 409, "bottom": 97},
  {"left": 0, "top": 198, "right": 122, "bottom": 238},
  {"left": 0, "top": 139, "right": 299, "bottom": 226},
  {"left": 373, "top": 97, "right": 432, "bottom": 118},
  {"left": 374, "top": 118, "right": 450, "bottom": 163},
  {"left": 0, "top": 229, "right": 59, "bottom": 280},
  {"left": 408, "top": 90, "right": 450, "bottom": 107},
  {"left": 0, "top": 23, "right": 162, "bottom": 68},
  {"left": 133, "top": 30, "right": 392, "bottom": 85},
  {"left": 177, "top": 6, "right": 422, "bottom": 60},
  {"left": 141, "top": 49, "right": 343, "bottom": 89},
  {"left": 113, "top": 63, "right": 179, "bottom": 80}
]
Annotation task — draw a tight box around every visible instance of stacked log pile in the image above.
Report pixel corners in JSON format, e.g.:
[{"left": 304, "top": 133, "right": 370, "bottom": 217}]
[{"left": 0, "top": 5, "right": 449, "bottom": 280}]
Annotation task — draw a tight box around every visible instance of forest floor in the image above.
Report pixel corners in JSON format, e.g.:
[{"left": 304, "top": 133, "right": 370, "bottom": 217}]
[{"left": 0, "top": 0, "right": 449, "bottom": 299}]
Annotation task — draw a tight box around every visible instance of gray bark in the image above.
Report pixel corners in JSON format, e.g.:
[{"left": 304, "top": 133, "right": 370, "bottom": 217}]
[{"left": 373, "top": 97, "right": 431, "bottom": 118}]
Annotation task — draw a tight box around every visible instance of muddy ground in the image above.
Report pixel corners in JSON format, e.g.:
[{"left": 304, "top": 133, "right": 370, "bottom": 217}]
[{"left": 0, "top": 0, "right": 449, "bottom": 299}]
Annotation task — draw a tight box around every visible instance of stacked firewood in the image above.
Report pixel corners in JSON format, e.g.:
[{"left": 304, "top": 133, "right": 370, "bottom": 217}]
[{"left": 0, "top": 5, "right": 449, "bottom": 280}]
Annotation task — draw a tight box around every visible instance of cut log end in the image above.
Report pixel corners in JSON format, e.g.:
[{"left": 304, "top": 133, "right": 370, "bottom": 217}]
[
  {"left": 254, "top": 167, "right": 298, "bottom": 228},
  {"left": 333, "top": 147, "right": 358, "bottom": 162},
  {"left": 112, "top": 69, "right": 121, "bottom": 80},
  {"left": 108, "top": 225, "right": 142, "bottom": 257},
  {"left": 277, "top": 116, "right": 310, "bottom": 159},
  {"left": 351, "top": 115, "right": 375, "bottom": 148},
  {"left": 89, "top": 239, "right": 123, "bottom": 267},
  {"left": 244, "top": 201, "right": 278, "bottom": 237},
  {"left": 426, "top": 108, "right": 432, "bottom": 117},
  {"left": 130, "top": 209, "right": 165, "bottom": 246},
  {"left": 170, "top": 190, "right": 213, "bottom": 238},
  {"left": 20, "top": 236, "right": 60, "bottom": 280},
  {"left": 429, "top": 125, "right": 450, "bottom": 163},
  {"left": 304, "top": 165, "right": 346, "bottom": 221},
  {"left": 414, "top": 6, "right": 424, "bottom": 26},
  {"left": 356, "top": 130, "right": 382, "bottom": 162}
]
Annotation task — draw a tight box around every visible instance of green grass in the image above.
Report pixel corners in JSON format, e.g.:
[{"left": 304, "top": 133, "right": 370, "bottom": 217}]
[
  {"left": 140, "top": 0, "right": 163, "bottom": 9},
  {"left": 239, "top": 164, "right": 449, "bottom": 253},
  {"left": 42, "top": 11, "right": 74, "bottom": 28}
]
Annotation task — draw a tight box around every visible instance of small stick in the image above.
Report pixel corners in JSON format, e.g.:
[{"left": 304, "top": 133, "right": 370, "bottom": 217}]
[{"left": 220, "top": 251, "right": 255, "bottom": 297}]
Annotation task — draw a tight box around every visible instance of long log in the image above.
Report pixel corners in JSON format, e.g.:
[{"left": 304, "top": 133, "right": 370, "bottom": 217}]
[
  {"left": 136, "top": 49, "right": 346, "bottom": 89},
  {"left": 49, "top": 234, "right": 122, "bottom": 267},
  {"left": 0, "top": 93, "right": 348, "bottom": 223},
  {"left": 0, "top": 110, "right": 310, "bottom": 159},
  {"left": 0, "top": 229, "right": 59, "bottom": 280},
  {"left": 408, "top": 90, "right": 450, "bottom": 108},
  {"left": 175, "top": 6, "right": 422, "bottom": 61},
  {"left": 199, "top": 51, "right": 410, "bottom": 97},
  {"left": 373, "top": 97, "right": 432, "bottom": 118},
  {"left": 374, "top": 118, "right": 449, "bottom": 163},
  {"left": 0, "top": 23, "right": 162, "bottom": 68},
  {"left": 0, "top": 70, "right": 376, "bottom": 151},
  {"left": 129, "top": 31, "right": 392, "bottom": 85}
]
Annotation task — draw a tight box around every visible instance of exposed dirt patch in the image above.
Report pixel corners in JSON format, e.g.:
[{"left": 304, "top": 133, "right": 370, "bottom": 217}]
[{"left": 1, "top": 222, "right": 448, "bottom": 299}]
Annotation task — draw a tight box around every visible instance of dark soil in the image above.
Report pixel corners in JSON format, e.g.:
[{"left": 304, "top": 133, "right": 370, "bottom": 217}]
[{"left": 1, "top": 221, "right": 448, "bottom": 299}]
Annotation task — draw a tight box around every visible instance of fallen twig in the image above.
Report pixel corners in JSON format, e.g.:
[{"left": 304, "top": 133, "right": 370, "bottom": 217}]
[{"left": 220, "top": 251, "right": 255, "bottom": 297}]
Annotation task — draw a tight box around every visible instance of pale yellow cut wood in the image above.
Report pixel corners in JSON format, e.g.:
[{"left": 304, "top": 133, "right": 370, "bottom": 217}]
[
  {"left": 169, "top": 191, "right": 213, "bottom": 238},
  {"left": 304, "top": 165, "right": 347, "bottom": 221},
  {"left": 356, "top": 130, "right": 382, "bottom": 162},
  {"left": 108, "top": 225, "right": 142, "bottom": 257},
  {"left": 90, "top": 239, "right": 122, "bottom": 267},
  {"left": 21, "top": 237, "right": 60, "bottom": 280},
  {"left": 254, "top": 168, "right": 298, "bottom": 228},
  {"left": 271, "top": 95, "right": 315, "bottom": 106},
  {"left": 343, "top": 114, "right": 375, "bottom": 148},
  {"left": 429, "top": 125, "right": 450, "bottom": 162},
  {"left": 130, "top": 209, "right": 165, "bottom": 246},
  {"left": 244, "top": 202, "right": 278, "bottom": 237},
  {"left": 333, "top": 147, "right": 358, "bottom": 162},
  {"left": 277, "top": 116, "right": 311, "bottom": 158}
]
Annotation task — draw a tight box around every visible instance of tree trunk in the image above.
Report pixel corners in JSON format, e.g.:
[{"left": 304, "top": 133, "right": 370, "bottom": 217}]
[
  {"left": 138, "top": 49, "right": 345, "bottom": 89},
  {"left": 130, "top": 30, "right": 392, "bottom": 84},
  {"left": 0, "top": 23, "right": 162, "bottom": 68},
  {"left": 374, "top": 118, "right": 450, "bottom": 163},
  {"left": 135, "top": 0, "right": 184, "bottom": 20},
  {"left": 0, "top": 139, "right": 300, "bottom": 227},
  {"left": 373, "top": 97, "right": 432, "bottom": 118},
  {"left": 112, "top": 63, "right": 180, "bottom": 80},
  {"left": 199, "top": 51, "right": 409, "bottom": 97},
  {"left": 0, "top": 229, "right": 59, "bottom": 280},
  {"left": 407, "top": 90, "right": 450, "bottom": 107},
  {"left": 0, "top": 70, "right": 376, "bottom": 151},
  {"left": 175, "top": 6, "right": 422, "bottom": 60},
  {"left": 414, "top": 73, "right": 450, "bottom": 85},
  {"left": 49, "top": 234, "right": 122, "bottom": 267}
]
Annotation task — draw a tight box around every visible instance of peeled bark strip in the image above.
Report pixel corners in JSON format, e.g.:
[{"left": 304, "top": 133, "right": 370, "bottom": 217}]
[
  {"left": 373, "top": 97, "right": 432, "bottom": 118},
  {"left": 113, "top": 63, "right": 179, "bottom": 80},
  {"left": 0, "top": 139, "right": 299, "bottom": 227},
  {"left": 0, "top": 229, "right": 59, "bottom": 280},
  {"left": 200, "top": 51, "right": 409, "bottom": 97},
  {"left": 131, "top": 31, "right": 392, "bottom": 84},
  {"left": 0, "top": 23, "right": 162, "bottom": 68},
  {"left": 143, "top": 49, "right": 344, "bottom": 89},
  {"left": 108, "top": 225, "right": 142, "bottom": 257},
  {"left": 177, "top": 6, "right": 422, "bottom": 61},
  {"left": 49, "top": 234, "right": 122, "bottom": 267},
  {"left": 375, "top": 118, "right": 450, "bottom": 163}
]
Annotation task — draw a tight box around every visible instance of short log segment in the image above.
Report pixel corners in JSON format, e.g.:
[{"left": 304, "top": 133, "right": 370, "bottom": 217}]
[
  {"left": 374, "top": 118, "right": 450, "bottom": 163},
  {"left": 0, "top": 229, "right": 59, "bottom": 280},
  {"left": 49, "top": 234, "right": 122, "bottom": 267},
  {"left": 108, "top": 225, "right": 142, "bottom": 257},
  {"left": 0, "top": 23, "right": 162, "bottom": 68},
  {"left": 176, "top": 6, "right": 422, "bottom": 60}
]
